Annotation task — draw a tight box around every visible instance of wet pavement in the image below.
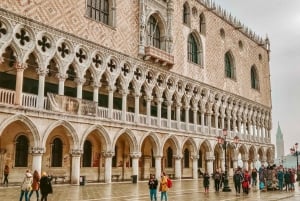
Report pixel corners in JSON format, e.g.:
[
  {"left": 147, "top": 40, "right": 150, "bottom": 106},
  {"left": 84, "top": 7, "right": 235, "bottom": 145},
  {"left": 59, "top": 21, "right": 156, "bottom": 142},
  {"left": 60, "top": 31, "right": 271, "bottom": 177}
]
[{"left": 1, "top": 179, "right": 300, "bottom": 201}]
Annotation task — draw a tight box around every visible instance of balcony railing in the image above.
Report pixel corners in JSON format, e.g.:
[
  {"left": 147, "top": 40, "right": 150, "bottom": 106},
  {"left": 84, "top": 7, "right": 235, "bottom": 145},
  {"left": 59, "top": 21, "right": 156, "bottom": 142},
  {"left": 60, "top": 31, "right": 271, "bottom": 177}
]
[
  {"left": 144, "top": 46, "right": 174, "bottom": 68},
  {"left": 0, "top": 88, "right": 271, "bottom": 143}
]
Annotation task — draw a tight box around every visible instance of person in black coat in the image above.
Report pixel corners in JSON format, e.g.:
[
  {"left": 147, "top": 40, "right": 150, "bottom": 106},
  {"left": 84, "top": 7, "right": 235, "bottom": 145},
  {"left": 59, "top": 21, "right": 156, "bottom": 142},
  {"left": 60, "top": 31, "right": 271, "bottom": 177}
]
[{"left": 39, "top": 172, "right": 53, "bottom": 201}]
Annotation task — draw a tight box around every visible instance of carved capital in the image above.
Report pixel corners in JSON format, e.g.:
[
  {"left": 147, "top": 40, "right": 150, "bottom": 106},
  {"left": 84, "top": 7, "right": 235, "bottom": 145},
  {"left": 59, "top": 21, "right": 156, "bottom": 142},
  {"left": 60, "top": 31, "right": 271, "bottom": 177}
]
[
  {"left": 71, "top": 149, "right": 83, "bottom": 156},
  {"left": 102, "top": 151, "right": 114, "bottom": 158},
  {"left": 130, "top": 152, "right": 141, "bottom": 159},
  {"left": 31, "top": 147, "right": 44, "bottom": 154},
  {"left": 15, "top": 62, "right": 27, "bottom": 71}
]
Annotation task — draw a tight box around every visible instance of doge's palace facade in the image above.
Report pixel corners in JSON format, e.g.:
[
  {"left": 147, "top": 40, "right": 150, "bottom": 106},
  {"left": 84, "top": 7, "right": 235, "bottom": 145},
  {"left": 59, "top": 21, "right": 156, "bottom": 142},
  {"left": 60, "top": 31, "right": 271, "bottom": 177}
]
[{"left": 0, "top": 0, "right": 274, "bottom": 184}]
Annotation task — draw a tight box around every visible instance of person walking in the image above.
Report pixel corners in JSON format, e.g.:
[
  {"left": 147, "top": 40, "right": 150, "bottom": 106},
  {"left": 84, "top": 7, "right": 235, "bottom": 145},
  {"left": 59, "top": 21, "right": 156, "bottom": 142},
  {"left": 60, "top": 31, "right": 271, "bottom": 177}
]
[
  {"left": 284, "top": 169, "right": 291, "bottom": 191},
  {"left": 277, "top": 169, "right": 284, "bottom": 191},
  {"left": 40, "top": 172, "right": 53, "bottom": 201},
  {"left": 251, "top": 168, "right": 258, "bottom": 189},
  {"left": 19, "top": 170, "right": 33, "bottom": 201},
  {"left": 148, "top": 174, "right": 158, "bottom": 201},
  {"left": 203, "top": 171, "right": 210, "bottom": 193},
  {"left": 233, "top": 168, "right": 243, "bottom": 194},
  {"left": 29, "top": 170, "right": 40, "bottom": 201},
  {"left": 3, "top": 165, "right": 9, "bottom": 187},
  {"left": 213, "top": 169, "right": 221, "bottom": 192},
  {"left": 159, "top": 172, "right": 168, "bottom": 201}
]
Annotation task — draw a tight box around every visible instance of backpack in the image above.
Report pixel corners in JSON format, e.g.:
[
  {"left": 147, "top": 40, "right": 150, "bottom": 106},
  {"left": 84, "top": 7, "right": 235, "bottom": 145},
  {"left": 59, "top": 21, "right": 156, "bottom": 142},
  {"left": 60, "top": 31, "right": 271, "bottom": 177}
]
[
  {"left": 167, "top": 178, "right": 172, "bottom": 188},
  {"left": 214, "top": 173, "right": 221, "bottom": 180}
]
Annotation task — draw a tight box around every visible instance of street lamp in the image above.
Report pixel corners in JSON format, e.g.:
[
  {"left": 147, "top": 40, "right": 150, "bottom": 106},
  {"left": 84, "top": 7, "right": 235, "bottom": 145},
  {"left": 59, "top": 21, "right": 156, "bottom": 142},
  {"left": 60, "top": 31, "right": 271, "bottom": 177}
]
[
  {"left": 290, "top": 143, "right": 299, "bottom": 181},
  {"left": 217, "top": 129, "right": 239, "bottom": 192}
]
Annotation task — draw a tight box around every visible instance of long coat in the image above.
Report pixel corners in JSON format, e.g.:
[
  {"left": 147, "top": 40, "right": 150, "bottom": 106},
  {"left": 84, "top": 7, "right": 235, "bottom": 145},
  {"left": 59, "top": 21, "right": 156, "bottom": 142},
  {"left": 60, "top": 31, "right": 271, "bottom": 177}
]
[
  {"left": 39, "top": 176, "right": 52, "bottom": 195},
  {"left": 32, "top": 173, "right": 40, "bottom": 191}
]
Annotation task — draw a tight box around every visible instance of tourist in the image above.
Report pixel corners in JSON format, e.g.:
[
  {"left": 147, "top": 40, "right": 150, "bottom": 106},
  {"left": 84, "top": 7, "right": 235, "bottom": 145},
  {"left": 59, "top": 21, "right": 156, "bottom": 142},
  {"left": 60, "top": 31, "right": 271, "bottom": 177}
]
[
  {"left": 29, "top": 170, "right": 40, "bottom": 201},
  {"left": 19, "top": 170, "right": 33, "bottom": 201},
  {"left": 159, "top": 172, "right": 168, "bottom": 201},
  {"left": 3, "top": 165, "right": 9, "bottom": 187},
  {"left": 40, "top": 172, "right": 53, "bottom": 201},
  {"left": 203, "top": 171, "right": 210, "bottom": 193},
  {"left": 148, "top": 174, "right": 158, "bottom": 201}
]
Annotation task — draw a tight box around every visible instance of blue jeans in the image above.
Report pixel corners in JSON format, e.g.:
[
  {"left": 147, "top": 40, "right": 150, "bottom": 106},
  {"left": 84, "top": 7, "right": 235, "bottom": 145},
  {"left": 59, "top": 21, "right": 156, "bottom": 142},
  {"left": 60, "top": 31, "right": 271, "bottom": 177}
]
[
  {"left": 149, "top": 188, "right": 157, "bottom": 201},
  {"left": 161, "top": 191, "right": 167, "bottom": 201},
  {"left": 19, "top": 190, "right": 29, "bottom": 201},
  {"left": 278, "top": 180, "right": 283, "bottom": 190}
]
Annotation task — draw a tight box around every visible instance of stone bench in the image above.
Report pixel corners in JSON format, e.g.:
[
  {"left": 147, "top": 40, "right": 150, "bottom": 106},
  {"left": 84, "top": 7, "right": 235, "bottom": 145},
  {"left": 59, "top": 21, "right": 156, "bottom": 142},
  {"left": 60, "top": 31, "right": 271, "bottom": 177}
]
[
  {"left": 50, "top": 170, "right": 67, "bottom": 184},
  {"left": 111, "top": 174, "right": 120, "bottom": 181}
]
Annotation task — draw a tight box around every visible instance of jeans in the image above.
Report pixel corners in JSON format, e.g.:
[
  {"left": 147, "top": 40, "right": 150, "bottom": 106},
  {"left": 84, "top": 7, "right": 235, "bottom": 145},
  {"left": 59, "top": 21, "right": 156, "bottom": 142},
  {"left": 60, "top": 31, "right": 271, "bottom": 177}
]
[
  {"left": 234, "top": 182, "right": 241, "bottom": 193},
  {"left": 29, "top": 190, "right": 39, "bottom": 200},
  {"left": 3, "top": 174, "right": 8, "bottom": 186},
  {"left": 19, "top": 190, "right": 29, "bottom": 201},
  {"left": 278, "top": 180, "right": 283, "bottom": 190},
  {"left": 161, "top": 191, "right": 167, "bottom": 201},
  {"left": 149, "top": 188, "right": 157, "bottom": 201}
]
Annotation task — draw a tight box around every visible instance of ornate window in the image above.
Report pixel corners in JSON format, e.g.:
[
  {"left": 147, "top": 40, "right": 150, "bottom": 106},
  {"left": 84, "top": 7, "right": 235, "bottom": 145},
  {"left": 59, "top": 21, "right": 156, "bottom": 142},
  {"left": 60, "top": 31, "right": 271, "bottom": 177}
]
[
  {"left": 86, "top": 0, "right": 109, "bottom": 25},
  {"left": 224, "top": 51, "right": 235, "bottom": 79},
  {"left": 184, "top": 148, "right": 190, "bottom": 168},
  {"left": 199, "top": 13, "right": 206, "bottom": 35},
  {"left": 188, "top": 34, "right": 199, "bottom": 64},
  {"left": 51, "top": 138, "right": 63, "bottom": 167},
  {"left": 147, "top": 15, "right": 161, "bottom": 49},
  {"left": 183, "top": 2, "right": 190, "bottom": 25},
  {"left": 251, "top": 65, "right": 259, "bottom": 90},
  {"left": 167, "top": 147, "right": 173, "bottom": 168},
  {"left": 83, "top": 140, "right": 92, "bottom": 167},
  {"left": 15, "top": 135, "right": 29, "bottom": 167}
]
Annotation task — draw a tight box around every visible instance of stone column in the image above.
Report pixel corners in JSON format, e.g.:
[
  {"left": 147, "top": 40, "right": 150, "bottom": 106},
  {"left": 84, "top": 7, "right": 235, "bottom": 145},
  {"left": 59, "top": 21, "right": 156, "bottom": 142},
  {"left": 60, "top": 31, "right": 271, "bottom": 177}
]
[
  {"left": 206, "top": 152, "right": 215, "bottom": 176},
  {"left": 146, "top": 96, "right": 152, "bottom": 125},
  {"left": 31, "top": 147, "right": 44, "bottom": 175},
  {"left": 143, "top": 156, "right": 152, "bottom": 179},
  {"left": 201, "top": 109, "right": 205, "bottom": 133},
  {"left": 71, "top": 149, "right": 82, "bottom": 185},
  {"left": 37, "top": 68, "right": 48, "bottom": 109},
  {"left": 134, "top": 93, "right": 140, "bottom": 123},
  {"left": 185, "top": 106, "right": 190, "bottom": 131},
  {"left": 232, "top": 159, "right": 238, "bottom": 170},
  {"left": 157, "top": 98, "right": 163, "bottom": 127},
  {"left": 174, "top": 155, "right": 182, "bottom": 180},
  {"left": 193, "top": 107, "right": 198, "bottom": 131},
  {"left": 121, "top": 90, "right": 128, "bottom": 121},
  {"left": 215, "top": 112, "right": 219, "bottom": 130},
  {"left": 108, "top": 86, "right": 115, "bottom": 119},
  {"left": 155, "top": 156, "right": 162, "bottom": 180},
  {"left": 14, "top": 62, "right": 27, "bottom": 105},
  {"left": 75, "top": 78, "right": 85, "bottom": 99},
  {"left": 131, "top": 152, "right": 141, "bottom": 181},
  {"left": 242, "top": 156, "right": 249, "bottom": 171},
  {"left": 167, "top": 100, "right": 172, "bottom": 128},
  {"left": 176, "top": 103, "right": 181, "bottom": 129},
  {"left": 103, "top": 152, "right": 113, "bottom": 183},
  {"left": 192, "top": 155, "right": 199, "bottom": 179},
  {"left": 57, "top": 73, "right": 68, "bottom": 95},
  {"left": 93, "top": 83, "right": 100, "bottom": 103}
]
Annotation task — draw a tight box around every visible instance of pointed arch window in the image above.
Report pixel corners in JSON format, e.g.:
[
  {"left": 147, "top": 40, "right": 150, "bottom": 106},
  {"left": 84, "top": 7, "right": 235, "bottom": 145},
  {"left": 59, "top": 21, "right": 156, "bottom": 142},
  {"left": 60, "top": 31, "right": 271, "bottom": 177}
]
[
  {"left": 225, "top": 52, "right": 235, "bottom": 79},
  {"left": 183, "top": 3, "right": 190, "bottom": 25},
  {"left": 188, "top": 34, "right": 199, "bottom": 64},
  {"left": 251, "top": 65, "right": 259, "bottom": 90},
  {"left": 184, "top": 148, "right": 190, "bottom": 168},
  {"left": 83, "top": 140, "right": 92, "bottom": 167},
  {"left": 199, "top": 13, "right": 206, "bottom": 35},
  {"left": 86, "top": 0, "right": 109, "bottom": 25},
  {"left": 51, "top": 138, "right": 63, "bottom": 167},
  {"left": 167, "top": 147, "right": 173, "bottom": 168},
  {"left": 147, "top": 15, "right": 161, "bottom": 49},
  {"left": 15, "top": 135, "right": 29, "bottom": 167}
]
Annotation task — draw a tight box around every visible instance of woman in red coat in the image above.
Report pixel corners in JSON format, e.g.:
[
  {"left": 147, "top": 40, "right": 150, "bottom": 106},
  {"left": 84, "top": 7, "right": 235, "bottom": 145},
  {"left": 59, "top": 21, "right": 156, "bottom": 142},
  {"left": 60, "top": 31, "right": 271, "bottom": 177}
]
[{"left": 29, "top": 170, "right": 40, "bottom": 201}]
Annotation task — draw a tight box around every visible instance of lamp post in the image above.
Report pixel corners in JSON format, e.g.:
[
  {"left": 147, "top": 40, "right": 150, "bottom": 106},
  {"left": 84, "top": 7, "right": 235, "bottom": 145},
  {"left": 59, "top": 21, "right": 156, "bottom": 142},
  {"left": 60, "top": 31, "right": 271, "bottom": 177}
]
[
  {"left": 290, "top": 143, "right": 299, "bottom": 181},
  {"left": 217, "top": 129, "right": 239, "bottom": 192}
]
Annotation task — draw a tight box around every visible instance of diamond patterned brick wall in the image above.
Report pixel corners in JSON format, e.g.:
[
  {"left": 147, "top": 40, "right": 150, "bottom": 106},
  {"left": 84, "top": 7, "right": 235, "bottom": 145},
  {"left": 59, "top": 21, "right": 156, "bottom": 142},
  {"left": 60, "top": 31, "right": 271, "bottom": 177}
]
[{"left": 0, "top": 0, "right": 271, "bottom": 107}]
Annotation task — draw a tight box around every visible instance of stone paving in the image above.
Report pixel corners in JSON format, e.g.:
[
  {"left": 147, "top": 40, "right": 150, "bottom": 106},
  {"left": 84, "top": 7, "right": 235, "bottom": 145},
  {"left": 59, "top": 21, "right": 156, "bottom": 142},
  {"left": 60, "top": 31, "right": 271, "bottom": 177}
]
[{"left": 1, "top": 179, "right": 299, "bottom": 201}]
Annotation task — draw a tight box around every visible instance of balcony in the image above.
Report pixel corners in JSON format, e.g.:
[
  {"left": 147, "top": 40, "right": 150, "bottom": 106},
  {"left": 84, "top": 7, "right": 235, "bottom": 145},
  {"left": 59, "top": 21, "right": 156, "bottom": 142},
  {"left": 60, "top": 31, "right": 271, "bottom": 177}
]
[
  {"left": 0, "top": 88, "right": 271, "bottom": 144},
  {"left": 144, "top": 46, "right": 174, "bottom": 68}
]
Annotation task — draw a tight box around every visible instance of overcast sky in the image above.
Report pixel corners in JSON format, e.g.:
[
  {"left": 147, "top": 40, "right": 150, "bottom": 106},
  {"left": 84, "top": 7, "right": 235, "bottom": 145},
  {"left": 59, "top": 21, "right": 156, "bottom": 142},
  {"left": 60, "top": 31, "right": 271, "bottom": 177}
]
[{"left": 213, "top": 0, "right": 300, "bottom": 157}]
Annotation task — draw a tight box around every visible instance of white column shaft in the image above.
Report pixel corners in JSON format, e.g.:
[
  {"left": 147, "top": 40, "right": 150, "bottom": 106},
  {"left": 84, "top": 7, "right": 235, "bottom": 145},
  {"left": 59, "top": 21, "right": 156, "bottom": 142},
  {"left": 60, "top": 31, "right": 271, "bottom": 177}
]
[{"left": 71, "top": 155, "right": 81, "bottom": 185}]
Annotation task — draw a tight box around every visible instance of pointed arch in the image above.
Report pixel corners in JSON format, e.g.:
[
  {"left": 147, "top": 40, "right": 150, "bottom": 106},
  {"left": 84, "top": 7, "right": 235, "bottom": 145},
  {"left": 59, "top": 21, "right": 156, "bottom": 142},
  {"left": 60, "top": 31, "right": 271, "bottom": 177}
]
[
  {"left": 162, "top": 135, "right": 181, "bottom": 156},
  {"left": 80, "top": 124, "right": 112, "bottom": 152},
  {"left": 199, "top": 12, "right": 206, "bottom": 35},
  {"left": 42, "top": 120, "right": 79, "bottom": 149},
  {"left": 113, "top": 128, "right": 139, "bottom": 153},
  {"left": 187, "top": 32, "right": 202, "bottom": 65},
  {"left": 251, "top": 65, "right": 260, "bottom": 90},
  {"left": 224, "top": 50, "right": 235, "bottom": 79},
  {"left": 140, "top": 131, "right": 162, "bottom": 156},
  {"left": 183, "top": 2, "right": 190, "bottom": 25},
  {"left": 0, "top": 114, "right": 40, "bottom": 146}
]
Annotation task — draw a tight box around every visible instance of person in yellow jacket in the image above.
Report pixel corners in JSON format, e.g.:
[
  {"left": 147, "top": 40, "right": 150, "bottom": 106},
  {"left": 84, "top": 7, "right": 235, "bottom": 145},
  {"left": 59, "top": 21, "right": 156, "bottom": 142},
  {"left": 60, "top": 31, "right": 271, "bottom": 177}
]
[{"left": 159, "top": 172, "right": 168, "bottom": 201}]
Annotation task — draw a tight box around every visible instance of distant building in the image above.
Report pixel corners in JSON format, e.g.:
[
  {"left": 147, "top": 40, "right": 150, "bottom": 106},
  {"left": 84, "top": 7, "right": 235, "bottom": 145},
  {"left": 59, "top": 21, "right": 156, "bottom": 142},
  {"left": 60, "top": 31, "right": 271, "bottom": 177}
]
[{"left": 276, "top": 122, "right": 284, "bottom": 158}]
